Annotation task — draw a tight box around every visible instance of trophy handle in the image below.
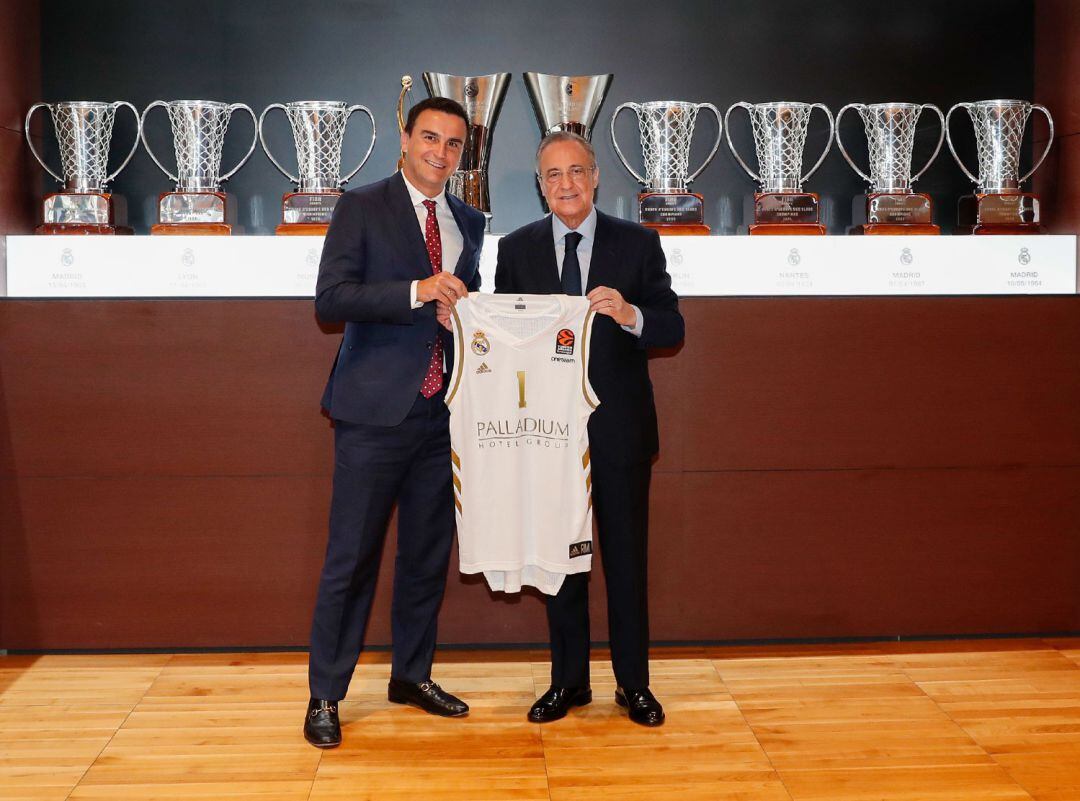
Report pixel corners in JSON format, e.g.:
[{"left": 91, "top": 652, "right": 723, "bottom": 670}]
[
  {"left": 910, "top": 104, "right": 946, "bottom": 184},
  {"left": 686, "top": 102, "right": 723, "bottom": 184},
  {"left": 834, "top": 103, "right": 872, "bottom": 184},
  {"left": 945, "top": 102, "right": 980, "bottom": 184},
  {"left": 724, "top": 102, "right": 760, "bottom": 183},
  {"left": 24, "top": 103, "right": 63, "bottom": 184},
  {"left": 340, "top": 104, "right": 377, "bottom": 186},
  {"left": 258, "top": 103, "right": 300, "bottom": 185},
  {"left": 1020, "top": 104, "right": 1055, "bottom": 184},
  {"left": 220, "top": 103, "right": 258, "bottom": 183},
  {"left": 140, "top": 100, "right": 179, "bottom": 183},
  {"left": 801, "top": 103, "right": 835, "bottom": 184},
  {"left": 609, "top": 102, "right": 646, "bottom": 185},
  {"left": 104, "top": 101, "right": 142, "bottom": 185}
]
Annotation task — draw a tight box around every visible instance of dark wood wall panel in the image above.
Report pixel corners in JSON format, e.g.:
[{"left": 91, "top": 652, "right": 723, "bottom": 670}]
[
  {"left": 2, "top": 297, "right": 1078, "bottom": 649},
  {"left": 0, "top": 0, "right": 40, "bottom": 238}
]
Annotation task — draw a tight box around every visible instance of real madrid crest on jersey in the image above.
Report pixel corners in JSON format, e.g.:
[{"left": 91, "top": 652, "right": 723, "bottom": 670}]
[{"left": 471, "top": 330, "right": 490, "bottom": 356}]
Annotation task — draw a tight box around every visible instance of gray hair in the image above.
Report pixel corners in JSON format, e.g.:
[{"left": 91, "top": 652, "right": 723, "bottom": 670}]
[{"left": 535, "top": 131, "right": 596, "bottom": 174}]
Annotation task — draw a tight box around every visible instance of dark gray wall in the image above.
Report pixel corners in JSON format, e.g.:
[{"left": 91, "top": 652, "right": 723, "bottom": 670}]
[{"left": 41, "top": 0, "right": 1034, "bottom": 234}]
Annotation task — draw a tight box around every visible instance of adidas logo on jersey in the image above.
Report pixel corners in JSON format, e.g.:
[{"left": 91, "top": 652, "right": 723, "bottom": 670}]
[
  {"left": 569, "top": 541, "right": 593, "bottom": 559},
  {"left": 475, "top": 362, "right": 491, "bottom": 375}
]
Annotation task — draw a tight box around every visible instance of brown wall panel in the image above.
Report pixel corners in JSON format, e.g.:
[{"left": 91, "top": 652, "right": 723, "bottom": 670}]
[
  {"left": 0, "top": 0, "right": 40, "bottom": 237},
  {"left": 1035, "top": 0, "right": 1080, "bottom": 138},
  {"left": 2, "top": 298, "right": 1078, "bottom": 649},
  {"left": 673, "top": 298, "right": 1080, "bottom": 472}
]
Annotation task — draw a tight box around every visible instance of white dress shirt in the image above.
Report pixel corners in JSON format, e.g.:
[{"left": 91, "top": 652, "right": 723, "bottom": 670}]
[
  {"left": 402, "top": 171, "right": 464, "bottom": 309},
  {"left": 552, "top": 208, "right": 643, "bottom": 336}
]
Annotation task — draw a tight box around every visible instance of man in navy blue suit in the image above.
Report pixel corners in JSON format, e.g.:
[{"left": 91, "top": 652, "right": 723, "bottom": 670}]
[
  {"left": 495, "top": 132, "right": 684, "bottom": 727},
  {"left": 305, "top": 97, "right": 486, "bottom": 748}
]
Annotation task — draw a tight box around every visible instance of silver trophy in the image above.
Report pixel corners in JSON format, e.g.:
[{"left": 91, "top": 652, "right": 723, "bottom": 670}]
[
  {"left": 836, "top": 102, "right": 944, "bottom": 193},
  {"left": 610, "top": 100, "right": 723, "bottom": 230},
  {"left": 610, "top": 101, "right": 723, "bottom": 192},
  {"left": 422, "top": 72, "right": 510, "bottom": 226},
  {"left": 259, "top": 101, "right": 376, "bottom": 228},
  {"left": 523, "top": 72, "right": 613, "bottom": 139},
  {"left": 25, "top": 100, "right": 141, "bottom": 227},
  {"left": 141, "top": 99, "right": 258, "bottom": 226},
  {"left": 946, "top": 99, "right": 1054, "bottom": 194},
  {"left": 725, "top": 101, "right": 834, "bottom": 193}
]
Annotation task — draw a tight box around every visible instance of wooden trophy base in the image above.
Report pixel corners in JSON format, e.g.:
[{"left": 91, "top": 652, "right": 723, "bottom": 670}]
[
  {"left": 639, "top": 192, "right": 708, "bottom": 234},
  {"left": 642, "top": 223, "right": 710, "bottom": 236},
  {"left": 152, "top": 191, "right": 234, "bottom": 235},
  {"left": 151, "top": 223, "right": 233, "bottom": 236},
  {"left": 853, "top": 223, "right": 940, "bottom": 236},
  {"left": 35, "top": 224, "right": 133, "bottom": 235},
  {"left": 275, "top": 223, "right": 329, "bottom": 236},
  {"left": 749, "top": 223, "right": 827, "bottom": 236},
  {"left": 957, "top": 193, "right": 1042, "bottom": 235},
  {"left": 750, "top": 192, "right": 825, "bottom": 235}
]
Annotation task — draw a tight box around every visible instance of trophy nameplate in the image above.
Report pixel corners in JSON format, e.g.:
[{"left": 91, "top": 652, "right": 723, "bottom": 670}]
[
  {"left": 956, "top": 193, "right": 1041, "bottom": 234},
  {"left": 151, "top": 191, "right": 235, "bottom": 235},
  {"left": 750, "top": 192, "right": 825, "bottom": 235}
]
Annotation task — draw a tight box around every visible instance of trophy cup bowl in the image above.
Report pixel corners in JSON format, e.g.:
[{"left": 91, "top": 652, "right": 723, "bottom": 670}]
[
  {"left": 946, "top": 99, "right": 1054, "bottom": 234},
  {"left": 259, "top": 100, "right": 376, "bottom": 235},
  {"left": 523, "top": 72, "right": 613, "bottom": 140},
  {"left": 610, "top": 100, "right": 723, "bottom": 234},
  {"left": 422, "top": 72, "right": 510, "bottom": 228},
  {"left": 25, "top": 100, "right": 141, "bottom": 234},
  {"left": 725, "top": 100, "right": 834, "bottom": 235},
  {"left": 141, "top": 99, "right": 258, "bottom": 235},
  {"left": 836, "top": 101, "right": 945, "bottom": 235}
]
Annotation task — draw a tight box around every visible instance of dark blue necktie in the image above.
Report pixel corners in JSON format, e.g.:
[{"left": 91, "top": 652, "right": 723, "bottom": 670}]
[{"left": 561, "top": 231, "right": 583, "bottom": 296}]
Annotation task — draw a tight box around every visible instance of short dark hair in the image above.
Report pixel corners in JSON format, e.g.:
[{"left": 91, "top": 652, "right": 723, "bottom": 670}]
[{"left": 404, "top": 97, "right": 469, "bottom": 134}]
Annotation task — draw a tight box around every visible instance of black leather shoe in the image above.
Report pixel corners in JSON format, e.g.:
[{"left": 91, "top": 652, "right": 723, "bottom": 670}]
[
  {"left": 387, "top": 678, "right": 469, "bottom": 717},
  {"left": 527, "top": 686, "right": 592, "bottom": 723},
  {"left": 615, "top": 687, "right": 665, "bottom": 727},
  {"left": 303, "top": 697, "right": 341, "bottom": 747}
]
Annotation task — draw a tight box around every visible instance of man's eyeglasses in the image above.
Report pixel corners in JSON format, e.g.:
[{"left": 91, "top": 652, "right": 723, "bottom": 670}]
[{"left": 539, "top": 165, "right": 596, "bottom": 185}]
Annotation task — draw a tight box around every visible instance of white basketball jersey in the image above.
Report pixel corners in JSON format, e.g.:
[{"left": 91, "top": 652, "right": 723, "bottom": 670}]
[{"left": 446, "top": 293, "right": 599, "bottom": 595}]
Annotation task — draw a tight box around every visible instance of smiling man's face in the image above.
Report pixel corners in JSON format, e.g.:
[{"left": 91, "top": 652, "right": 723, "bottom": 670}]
[
  {"left": 538, "top": 139, "right": 599, "bottom": 229},
  {"left": 400, "top": 109, "right": 467, "bottom": 197}
]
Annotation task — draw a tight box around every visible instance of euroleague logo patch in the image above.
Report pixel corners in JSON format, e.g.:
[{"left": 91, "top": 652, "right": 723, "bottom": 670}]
[{"left": 555, "top": 328, "right": 575, "bottom": 355}]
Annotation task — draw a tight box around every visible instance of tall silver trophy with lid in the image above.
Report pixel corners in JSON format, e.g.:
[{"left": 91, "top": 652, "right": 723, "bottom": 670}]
[
  {"left": 836, "top": 102, "right": 945, "bottom": 234},
  {"left": 25, "top": 100, "right": 141, "bottom": 234},
  {"left": 946, "top": 99, "right": 1053, "bottom": 233},
  {"left": 610, "top": 100, "right": 723, "bottom": 234},
  {"left": 422, "top": 72, "right": 510, "bottom": 231},
  {"left": 725, "top": 100, "right": 834, "bottom": 234},
  {"left": 259, "top": 100, "right": 376, "bottom": 235},
  {"left": 141, "top": 99, "right": 258, "bottom": 235}
]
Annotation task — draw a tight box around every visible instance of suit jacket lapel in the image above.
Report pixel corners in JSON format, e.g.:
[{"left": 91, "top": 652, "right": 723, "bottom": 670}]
[
  {"left": 585, "top": 210, "right": 618, "bottom": 293},
  {"left": 388, "top": 172, "right": 434, "bottom": 279},
  {"left": 446, "top": 193, "right": 476, "bottom": 277},
  {"left": 531, "top": 215, "right": 562, "bottom": 293}
]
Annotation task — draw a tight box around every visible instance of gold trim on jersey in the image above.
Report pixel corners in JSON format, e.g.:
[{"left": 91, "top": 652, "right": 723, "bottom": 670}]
[
  {"left": 581, "top": 448, "right": 590, "bottom": 469},
  {"left": 580, "top": 309, "right": 599, "bottom": 409},
  {"left": 451, "top": 448, "right": 461, "bottom": 469},
  {"left": 454, "top": 496, "right": 462, "bottom": 513},
  {"left": 445, "top": 305, "right": 466, "bottom": 406}
]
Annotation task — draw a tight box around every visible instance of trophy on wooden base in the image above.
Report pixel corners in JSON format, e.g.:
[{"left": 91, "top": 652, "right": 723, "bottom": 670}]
[
  {"left": 141, "top": 100, "right": 257, "bottom": 235},
  {"left": 423, "top": 72, "right": 510, "bottom": 232},
  {"left": 259, "top": 101, "right": 376, "bottom": 236},
  {"left": 725, "top": 101, "right": 834, "bottom": 235},
  {"left": 610, "top": 100, "right": 722, "bottom": 235},
  {"left": 837, "top": 102, "right": 945, "bottom": 235},
  {"left": 947, "top": 100, "right": 1054, "bottom": 235},
  {"left": 25, "top": 101, "right": 141, "bottom": 234}
]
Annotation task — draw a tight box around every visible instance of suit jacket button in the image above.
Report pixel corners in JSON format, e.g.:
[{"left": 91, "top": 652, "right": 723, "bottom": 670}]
[{"left": 426, "top": 342, "right": 433, "bottom": 350}]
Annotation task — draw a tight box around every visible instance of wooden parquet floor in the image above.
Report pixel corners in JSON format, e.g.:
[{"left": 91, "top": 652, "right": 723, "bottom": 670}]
[{"left": 1, "top": 639, "right": 1078, "bottom": 800}]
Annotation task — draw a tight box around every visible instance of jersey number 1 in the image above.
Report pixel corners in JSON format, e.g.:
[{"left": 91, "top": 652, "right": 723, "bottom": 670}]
[{"left": 517, "top": 371, "right": 526, "bottom": 408}]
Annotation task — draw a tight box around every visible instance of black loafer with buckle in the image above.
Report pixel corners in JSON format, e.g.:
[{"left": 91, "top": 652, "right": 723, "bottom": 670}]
[{"left": 387, "top": 678, "right": 469, "bottom": 717}]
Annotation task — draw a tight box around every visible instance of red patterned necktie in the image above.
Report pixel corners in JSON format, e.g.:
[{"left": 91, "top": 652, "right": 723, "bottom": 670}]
[{"left": 419, "top": 199, "right": 444, "bottom": 398}]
